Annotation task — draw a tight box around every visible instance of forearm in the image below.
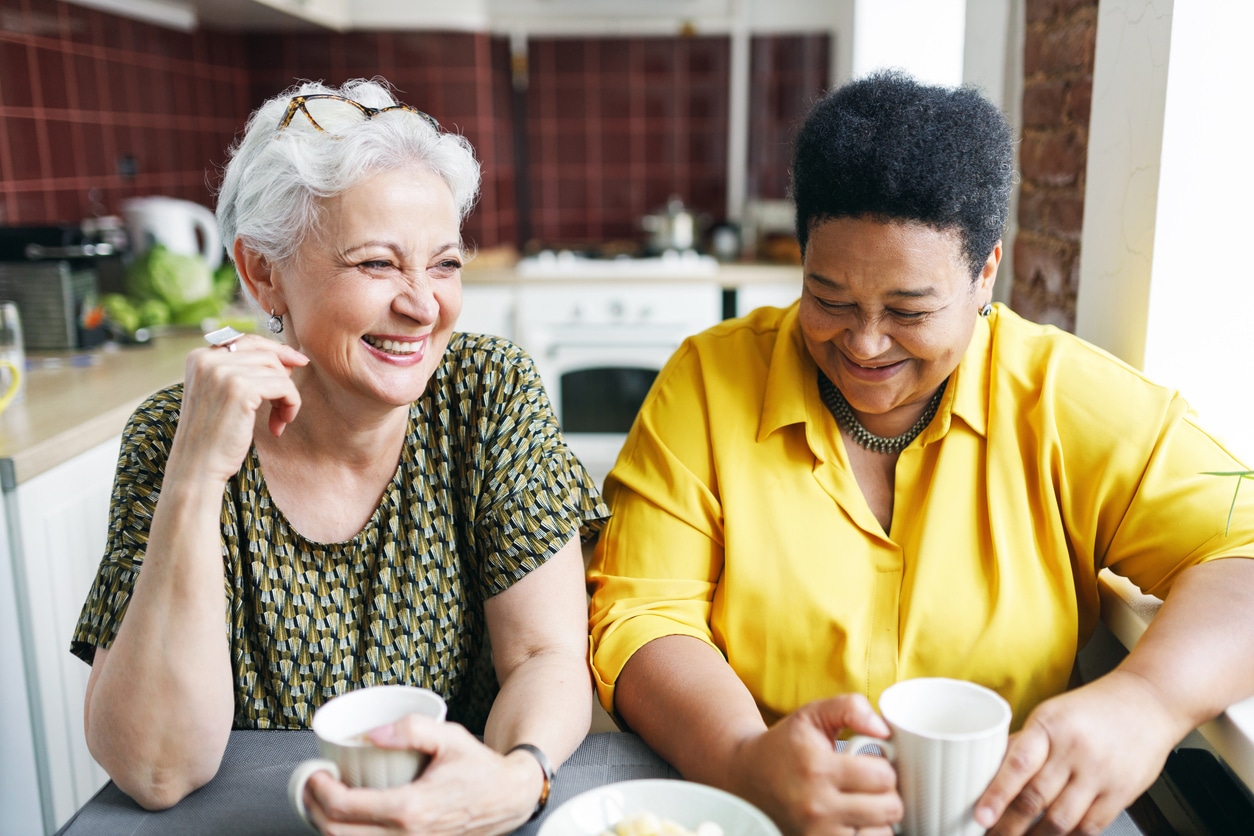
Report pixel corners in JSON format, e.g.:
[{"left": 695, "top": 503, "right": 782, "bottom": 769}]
[
  {"left": 484, "top": 648, "right": 592, "bottom": 764},
  {"left": 86, "top": 472, "right": 235, "bottom": 809},
  {"left": 615, "top": 635, "right": 768, "bottom": 792},
  {"left": 1114, "top": 557, "right": 1254, "bottom": 734}
]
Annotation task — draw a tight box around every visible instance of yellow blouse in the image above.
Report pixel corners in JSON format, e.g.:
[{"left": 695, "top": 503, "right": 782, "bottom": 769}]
[{"left": 587, "top": 303, "right": 1254, "bottom": 728}]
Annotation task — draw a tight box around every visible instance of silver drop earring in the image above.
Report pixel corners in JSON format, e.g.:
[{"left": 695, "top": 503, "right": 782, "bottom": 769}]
[
  {"left": 980, "top": 302, "right": 993, "bottom": 317},
  {"left": 267, "top": 309, "right": 284, "bottom": 334}
]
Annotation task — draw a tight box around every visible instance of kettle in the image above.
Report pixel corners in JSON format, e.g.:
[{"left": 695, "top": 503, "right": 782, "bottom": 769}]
[
  {"left": 641, "top": 196, "right": 700, "bottom": 253},
  {"left": 121, "top": 196, "right": 222, "bottom": 269}
]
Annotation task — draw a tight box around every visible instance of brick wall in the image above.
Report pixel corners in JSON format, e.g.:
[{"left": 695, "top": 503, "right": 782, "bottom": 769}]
[{"left": 1010, "top": 0, "right": 1098, "bottom": 332}]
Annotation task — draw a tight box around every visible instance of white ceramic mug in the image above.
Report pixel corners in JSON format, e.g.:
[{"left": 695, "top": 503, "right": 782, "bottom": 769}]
[
  {"left": 847, "top": 678, "right": 1011, "bottom": 836},
  {"left": 287, "top": 685, "right": 447, "bottom": 826}
]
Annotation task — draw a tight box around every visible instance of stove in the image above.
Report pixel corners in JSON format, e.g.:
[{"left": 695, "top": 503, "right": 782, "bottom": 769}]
[{"left": 516, "top": 249, "right": 719, "bottom": 279}]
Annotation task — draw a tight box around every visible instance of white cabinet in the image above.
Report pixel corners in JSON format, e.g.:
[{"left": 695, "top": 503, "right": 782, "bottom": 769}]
[
  {"left": 5, "top": 437, "right": 119, "bottom": 833},
  {"left": 0, "top": 498, "right": 43, "bottom": 835},
  {"left": 735, "top": 282, "right": 800, "bottom": 317},
  {"left": 459, "top": 284, "right": 517, "bottom": 341}
]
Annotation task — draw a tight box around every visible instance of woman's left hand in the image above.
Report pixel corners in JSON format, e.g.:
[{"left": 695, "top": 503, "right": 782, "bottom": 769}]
[
  {"left": 973, "top": 669, "right": 1183, "bottom": 835},
  {"left": 303, "top": 714, "right": 543, "bottom": 835}
]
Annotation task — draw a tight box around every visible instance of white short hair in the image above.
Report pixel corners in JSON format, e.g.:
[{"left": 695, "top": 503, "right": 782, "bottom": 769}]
[{"left": 216, "top": 77, "right": 481, "bottom": 272}]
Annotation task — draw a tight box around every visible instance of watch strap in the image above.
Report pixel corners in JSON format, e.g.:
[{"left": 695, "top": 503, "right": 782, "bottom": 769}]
[{"left": 508, "top": 743, "right": 554, "bottom": 822}]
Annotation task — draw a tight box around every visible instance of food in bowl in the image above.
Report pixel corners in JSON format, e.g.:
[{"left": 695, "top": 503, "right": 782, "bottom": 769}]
[
  {"left": 538, "top": 779, "right": 781, "bottom": 836},
  {"left": 601, "top": 812, "right": 723, "bottom": 836}
]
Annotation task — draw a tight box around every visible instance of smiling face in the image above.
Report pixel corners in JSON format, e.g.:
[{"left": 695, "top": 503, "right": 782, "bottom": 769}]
[
  {"left": 799, "top": 216, "right": 999, "bottom": 437},
  {"left": 271, "top": 166, "right": 463, "bottom": 410}
]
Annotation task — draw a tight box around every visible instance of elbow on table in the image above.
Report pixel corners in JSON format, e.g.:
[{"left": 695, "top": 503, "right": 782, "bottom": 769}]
[
  {"left": 109, "top": 759, "right": 222, "bottom": 811},
  {"left": 86, "top": 729, "right": 223, "bottom": 811}
]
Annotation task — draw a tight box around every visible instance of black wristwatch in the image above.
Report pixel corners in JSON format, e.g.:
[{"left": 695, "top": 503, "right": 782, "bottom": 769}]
[{"left": 508, "top": 743, "right": 554, "bottom": 822}]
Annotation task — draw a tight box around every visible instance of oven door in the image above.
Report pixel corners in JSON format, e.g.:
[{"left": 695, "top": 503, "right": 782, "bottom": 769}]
[{"left": 530, "top": 331, "right": 682, "bottom": 486}]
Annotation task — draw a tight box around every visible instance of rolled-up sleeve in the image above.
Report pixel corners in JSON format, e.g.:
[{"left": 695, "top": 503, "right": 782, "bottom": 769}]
[{"left": 587, "top": 342, "right": 726, "bottom": 712}]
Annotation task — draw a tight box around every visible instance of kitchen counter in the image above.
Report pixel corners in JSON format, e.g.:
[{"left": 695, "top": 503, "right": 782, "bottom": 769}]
[
  {"left": 0, "top": 333, "right": 205, "bottom": 488},
  {"left": 0, "top": 261, "right": 802, "bottom": 489},
  {"left": 462, "top": 260, "right": 801, "bottom": 286},
  {"left": 1098, "top": 569, "right": 1254, "bottom": 792}
]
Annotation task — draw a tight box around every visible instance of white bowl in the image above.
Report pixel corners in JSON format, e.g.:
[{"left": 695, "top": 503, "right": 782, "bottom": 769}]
[{"left": 538, "top": 779, "right": 782, "bottom": 836}]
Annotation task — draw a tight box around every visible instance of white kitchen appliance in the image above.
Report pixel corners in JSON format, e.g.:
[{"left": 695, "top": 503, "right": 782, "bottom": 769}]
[
  {"left": 513, "top": 253, "right": 723, "bottom": 484},
  {"left": 120, "top": 197, "right": 222, "bottom": 269}
]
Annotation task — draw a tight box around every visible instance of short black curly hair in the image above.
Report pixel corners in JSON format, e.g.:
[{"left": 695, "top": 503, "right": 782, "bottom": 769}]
[{"left": 791, "top": 70, "right": 1014, "bottom": 278}]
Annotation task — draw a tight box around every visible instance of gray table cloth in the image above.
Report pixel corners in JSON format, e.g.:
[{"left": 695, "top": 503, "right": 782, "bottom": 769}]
[
  {"left": 56, "top": 731, "right": 679, "bottom": 836},
  {"left": 56, "top": 731, "right": 1142, "bottom": 835}
]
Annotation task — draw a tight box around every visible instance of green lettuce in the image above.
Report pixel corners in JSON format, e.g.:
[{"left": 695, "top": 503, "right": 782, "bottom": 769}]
[{"left": 125, "top": 244, "right": 225, "bottom": 325}]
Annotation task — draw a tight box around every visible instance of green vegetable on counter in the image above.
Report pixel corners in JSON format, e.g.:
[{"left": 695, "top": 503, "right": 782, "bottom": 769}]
[
  {"left": 213, "top": 262, "right": 240, "bottom": 304},
  {"left": 136, "top": 298, "right": 172, "bottom": 328},
  {"left": 106, "top": 244, "right": 237, "bottom": 334},
  {"left": 126, "top": 244, "right": 213, "bottom": 310},
  {"left": 101, "top": 293, "right": 140, "bottom": 334}
]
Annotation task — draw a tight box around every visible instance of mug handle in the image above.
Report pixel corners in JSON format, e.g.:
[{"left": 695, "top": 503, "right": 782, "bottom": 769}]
[
  {"left": 844, "top": 734, "right": 895, "bottom": 761},
  {"left": 0, "top": 360, "right": 20, "bottom": 414},
  {"left": 287, "top": 758, "right": 340, "bottom": 829},
  {"left": 843, "top": 736, "right": 902, "bottom": 835}
]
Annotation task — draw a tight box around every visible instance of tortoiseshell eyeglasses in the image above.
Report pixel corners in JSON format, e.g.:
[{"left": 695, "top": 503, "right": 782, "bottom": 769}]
[{"left": 276, "top": 94, "right": 439, "bottom": 135}]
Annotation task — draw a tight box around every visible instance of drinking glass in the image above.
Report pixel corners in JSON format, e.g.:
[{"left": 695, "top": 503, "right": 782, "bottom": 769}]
[{"left": 0, "top": 300, "right": 25, "bottom": 409}]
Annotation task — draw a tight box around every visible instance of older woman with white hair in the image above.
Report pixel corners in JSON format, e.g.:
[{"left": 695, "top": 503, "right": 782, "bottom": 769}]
[{"left": 71, "top": 78, "right": 607, "bottom": 834}]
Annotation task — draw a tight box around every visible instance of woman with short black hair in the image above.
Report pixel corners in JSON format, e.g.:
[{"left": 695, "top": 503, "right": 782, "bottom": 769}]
[{"left": 589, "top": 70, "right": 1254, "bottom": 836}]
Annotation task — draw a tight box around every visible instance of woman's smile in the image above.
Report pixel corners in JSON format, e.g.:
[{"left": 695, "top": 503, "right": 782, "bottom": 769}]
[
  {"left": 277, "top": 166, "right": 463, "bottom": 408},
  {"left": 362, "top": 334, "right": 428, "bottom": 359},
  {"left": 838, "top": 352, "right": 909, "bottom": 382},
  {"left": 798, "top": 216, "right": 997, "bottom": 435}
]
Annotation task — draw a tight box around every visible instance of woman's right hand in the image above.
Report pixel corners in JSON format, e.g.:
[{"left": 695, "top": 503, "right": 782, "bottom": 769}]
[
  {"left": 173, "top": 335, "right": 308, "bottom": 484},
  {"left": 728, "top": 696, "right": 903, "bottom": 836},
  {"left": 84, "top": 333, "right": 305, "bottom": 809}
]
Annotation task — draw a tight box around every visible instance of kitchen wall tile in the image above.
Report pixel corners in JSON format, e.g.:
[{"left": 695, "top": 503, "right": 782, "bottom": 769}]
[
  {"left": 7, "top": 115, "right": 43, "bottom": 179},
  {"left": 51, "top": 185, "right": 80, "bottom": 221},
  {"left": 34, "top": 44, "right": 68, "bottom": 108},
  {"left": 390, "top": 32, "right": 434, "bottom": 69},
  {"left": 524, "top": 34, "right": 734, "bottom": 250},
  {"left": 287, "top": 32, "right": 336, "bottom": 73},
  {"left": 0, "top": 1, "right": 252, "bottom": 224},
  {"left": 80, "top": 119, "right": 110, "bottom": 178},
  {"left": 747, "top": 33, "right": 829, "bottom": 201},
  {"left": 341, "top": 31, "right": 383, "bottom": 72},
  {"left": 44, "top": 117, "right": 77, "bottom": 173},
  {"left": 70, "top": 52, "right": 97, "bottom": 109},
  {"left": 0, "top": 40, "right": 35, "bottom": 108},
  {"left": 3, "top": 4, "right": 819, "bottom": 254},
  {"left": 10, "top": 191, "right": 50, "bottom": 222},
  {"left": 57, "top": 1, "right": 103, "bottom": 48}
]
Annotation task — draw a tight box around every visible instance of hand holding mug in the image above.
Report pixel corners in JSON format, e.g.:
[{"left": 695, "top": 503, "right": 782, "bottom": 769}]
[
  {"left": 287, "top": 685, "right": 448, "bottom": 826},
  {"left": 847, "top": 678, "right": 1011, "bottom": 836}
]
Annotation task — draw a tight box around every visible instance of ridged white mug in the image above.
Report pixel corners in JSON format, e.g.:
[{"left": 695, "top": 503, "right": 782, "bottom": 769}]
[
  {"left": 287, "top": 685, "right": 447, "bottom": 826},
  {"left": 847, "top": 678, "right": 1011, "bottom": 836}
]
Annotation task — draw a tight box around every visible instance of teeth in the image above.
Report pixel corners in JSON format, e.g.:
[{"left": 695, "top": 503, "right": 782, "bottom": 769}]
[{"left": 364, "top": 335, "right": 423, "bottom": 355}]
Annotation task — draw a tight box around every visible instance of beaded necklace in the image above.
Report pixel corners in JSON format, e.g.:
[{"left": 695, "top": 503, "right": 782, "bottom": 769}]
[{"left": 817, "top": 372, "right": 947, "bottom": 455}]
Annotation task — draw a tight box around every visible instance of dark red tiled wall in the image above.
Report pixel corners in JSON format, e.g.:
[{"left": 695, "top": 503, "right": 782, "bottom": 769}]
[
  {"left": 524, "top": 36, "right": 732, "bottom": 250},
  {"left": 2, "top": 0, "right": 825, "bottom": 255},
  {"left": 747, "top": 34, "right": 829, "bottom": 201},
  {"left": 240, "top": 29, "right": 515, "bottom": 251},
  {"left": 0, "top": 0, "right": 249, "bottom": 224}
]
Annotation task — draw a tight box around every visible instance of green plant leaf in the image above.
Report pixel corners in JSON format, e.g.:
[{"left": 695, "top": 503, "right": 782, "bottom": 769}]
[{"left": 1203, "top": 470, "right": 1254, "bottom": 535}]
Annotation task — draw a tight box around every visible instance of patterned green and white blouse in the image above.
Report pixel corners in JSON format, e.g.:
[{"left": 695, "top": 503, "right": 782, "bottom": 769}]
[{"left": 72, "top": 332, "right": 610, "bottom": 732}]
